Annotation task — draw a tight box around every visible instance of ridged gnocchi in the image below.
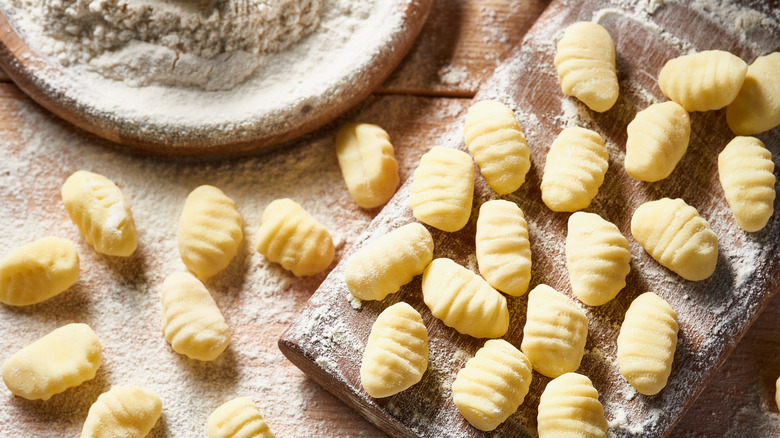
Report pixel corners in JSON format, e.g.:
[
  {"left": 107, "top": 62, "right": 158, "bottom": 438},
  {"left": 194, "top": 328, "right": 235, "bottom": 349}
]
[
  {"left": 0, "top": 236, "right": 80, "bottom": 306},
  {"left": 537, "top": 372, "right": 608, "bottom": 438},
  {"left": 335, "top": 122, "right": 400, "bottom": 208},
  {"left": 178, "top": 185, "right": 243, "bottom": 280},
  {"left": 344, "top": 222, "right": 434, "bottom": 301},
  {"left": 475, "top": 199, "right": 532, "bottom": 297},
  {"left": 421, "top": 258, "right": 508, "bottom": 339},
  {"left": 521, "top": 284, "right": 588, "bottom": 378},
  {"left": 161, "top": 272, "right": 230, "bottom": 361},
  {"left": 2, "top": 323, "right": 101, "bottom": 400},
  {"left": 566, "top": 212, "right": 631, "bottom": 306},
  {"left": 61, "top": 170, "right": 137, "bottom": 257},
  {"left": 553, "top": 21, "right": 619, "bottom": 113},
  {"left": 207, "top": 397, "right": 276, "bottom": 438},
  {"left": 80, "top": 385, "right": 162, "bottom": 438},
  {"left": 256, "top": 198, "right": 334, "bottom": 277},
  {"left": 625, "top": 101, "right": 691, "bottom": 182},
  {"left": 727, "top": 52, "right": 780, "bottom": 135},
  {"left": 658, "top": 50, "right": 748, "bottom": 112},
  {"left": 718, "top": 136, "right": 776, "bottom": 232},
  {"left": 631, "top": 198, "right": 718, "bottom": 281},
  {"left": 463, "top": 100, "right": 531, "bottom": 194},
  {"left": 408, "top": 146, "right": 475, "bottom": 232},
  {"left": 541, "top": 127, "right": 609, "bottom": 212},
  {"left": 360, "top": 302, "right": 429, "bottom": 398},
  {"left": 617, "top": 292, "right": 678, "bottom": 396},
  {"left": 452, "top": 339, "right": 533, "bottom": 432}
]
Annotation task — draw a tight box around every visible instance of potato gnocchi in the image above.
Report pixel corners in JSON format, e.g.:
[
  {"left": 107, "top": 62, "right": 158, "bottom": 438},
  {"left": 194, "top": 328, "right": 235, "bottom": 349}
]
[
  {"left": 727, "top": 52, "right": 780, "bottom": 135},
  {"left": 207, "top": 397, "right": 276, "bottom": 438},
  {"left": 475, "top": 199, "right": 532, "bottom": 297},
  {"left": 80, "top": 385, "right": 162, "bottom": 438},
  {"left": 0, "top": 236, "right": 80, "bottom": 306},
  {"left": 537, "top": 372, "right": 608, "bottom": 438},
  {"left": 718, "top": 136, "right": 776, "bottom": 232},
  {"left": 335, "top": 123, "right": 400, "bottom": 209},
  {"left": 625, "top": 101, "right": 691, "bottom": 182},
  {"left": 658, "top": 50, "right": 748, "bottom": 112}
]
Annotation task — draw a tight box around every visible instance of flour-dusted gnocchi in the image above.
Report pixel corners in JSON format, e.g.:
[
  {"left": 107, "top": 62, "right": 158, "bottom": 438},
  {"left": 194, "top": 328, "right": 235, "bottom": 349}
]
[
  {"left": 207, "top": 397, "right": 276, "bottom": 438},
  {"left": 256, "top": 198, "right": 334, "bottom": 276},
  {"left": 160, "top": 272, "right": 230, "bottom": 361},
  {"left": 617, "top": 292, "right": 678, "bottom": 396},
  {"left": 408, "top": 146, "right": 475, "bottom": 232},
  {"left": 553, "top": 21, "right": 619, "bottom": 113},
  {"left": 566, "top": 212, "right": 630, "bottom": 306},
  {"left": 727, "top": 52, "right": 780, "bottom": 135},
  {"left": 658, "top": 50, "right": 748, "bottom": 112},
  {"left": 2, "top": 323, "right": 101, "bottom": 400},
  {"left": 335, "top": 122, "right": 400, "bottom": 208},
  {"left": 625, "top": 101, "right": 691, "bottom": 182},
  {"left": 541, "top": 127, "right": 609, "bottom": 212},
  {"left": 80, "top": 385, "right": 162, "bottom": 438},
  {"left": 463, "top": 100, "right": 531, "bottom": 194},
  {"left": 421, "top": 258, "right": 508, "bottom": 339},
  {"left": 62, "top": 170, "right": 137, "bottom": 257},
  {"left": 776, "top": 376, "right": 780, "bottom": 412},
  {"left": 0, "top": 236, "right": 79, "bottom": 306},
  {"left": 521, "top": 284, "right": 588, "bottom": 378},
  {"left": 475, "top": 200, "right": 532, "bottom": 297},
  {"left": 452, "top": 339, "right": 533, "bottom": 431},
  {"left": 631, "top": 198, "right": 718, "bottom": 281},
  {"left": 537, "top": 372, "right": 608, "bottom": 438},
  {"left": 178, "top": 185, "right": 243, "bottom": 280},
  {"left": 344, "top": 223, "right": 433, "bottom": 301},
  {"left": 718, "top": 136, "right": 776, "bottom": 232},
  {"left": 360, "top": 302, "right": 428, "bottom": 398}
]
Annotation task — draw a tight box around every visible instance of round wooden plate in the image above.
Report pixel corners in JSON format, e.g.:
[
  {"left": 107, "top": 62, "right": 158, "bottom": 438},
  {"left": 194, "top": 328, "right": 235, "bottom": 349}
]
[{"left": 0, "top": 1, "right": 432, "bottom": 156}]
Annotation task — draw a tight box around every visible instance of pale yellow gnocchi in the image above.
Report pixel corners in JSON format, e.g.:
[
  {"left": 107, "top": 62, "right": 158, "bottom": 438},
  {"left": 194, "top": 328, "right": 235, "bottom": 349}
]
[
  {"left": 207, "top": 397, "right": 276, "bottom": 438},
  {"left": 0, "top": 236, "right": 80, "bottom": 306},
  {"left": 475, "top": 199, "right": 532, "bottom": 297},
  {"left": 80, "top": 385, "right": 162, "bottom": 438},
  {"left": 718, "top": 136, "right": 776, "bottom": 232},
  {"left": 625, "top": 101, "right": 691, "bottom": 182},
  {"left": 727, "top": 52, "right": 780, "bottom": 135},
  {"left": 537, "top": 372, "right": 608, "bottom": 438},
  {"left": 658, "top": 50, "right": 748, "bottom": 112}
]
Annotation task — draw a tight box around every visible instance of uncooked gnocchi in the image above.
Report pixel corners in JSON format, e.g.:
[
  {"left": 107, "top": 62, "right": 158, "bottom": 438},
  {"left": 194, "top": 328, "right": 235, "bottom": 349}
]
[
  {"left": 631, "top": 198, "right": 718, "bottom": 281},
  {"left": 207, "top": 397, "right": 276, "bottom": 438},
  {"left": 727, "top": 52, "right": 780, "bottom": 135},
  {"left": 463, "top": 100, "right": 531, "bottom": 194},
  {"left": 80, "top": 385, "right": 162, "bottom": 438},
  {"left": 178, "top": 185, "right": 243, "bottom": 280},
  {"left": 475, "top": 199, "right": 532, "bottom": 297},
  {"left": 625, "top": 101, "right": 691, "bottom": 182},
  {"left": 344, "top": 222, "right": 434, "bottom": 301},
  {"left": 0, "top": 236, "right": 80, "bottom": 306},
  {"left": 718, "top": 136, "right": 776, "bottom": 232},
  {"left": 658, "top": 50, "right": 748, "bottom": 112},
  {"left": 521, "top": 284, "right": 588, "bottom": 378},
  {"left": 421, "top": 258, "right": 508, "bottom": 339},
  {"left": 541, "top": 127, "right": 609, "bottom": 212},
  {"left": 2, "top": 323, "right": 101, "bottom": 400},
  {"left": 61, "top": 170, "right": 137, "bottom": 257},
  {"left": 537, "top": 372, "right": 608, "bottom": 438},
  {"left": 408, "top": 146, "right": 475, "bottom": 232},
  {"left": 553, "top": 21, "right": 619, "bottom": 112},
  {"left": 256, "top": 198, "right": 334, "bottom": 277},
  {"left": 335, "top": 122, "right": 400, "bottom": 208},
  {"left": 360, "top": 302, "right": 428, "bottom": 398},
  {"left": 452, "top": 339, "right": 533, "bottom": 431}
]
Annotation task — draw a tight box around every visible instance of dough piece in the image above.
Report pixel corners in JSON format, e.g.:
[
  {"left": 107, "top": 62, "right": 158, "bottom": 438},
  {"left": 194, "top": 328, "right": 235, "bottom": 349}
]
[
  {"left": 718, "top": 136, "right": 776, "bottom": 232},
  {"left": 421, "top": 258, "right": 508, "bottom": 339},
  {"left": 521, "top": 284, "right": 588, "bottom": 378},
  {"left": 537, "top": 372, "right": 608, "bottom": 438},
  {"left": 335, "top": 123, "right": 400, "bottom": 208},
  {"left": 631, "top": 198, "right": 718, "bottom": 281},
  {"left": 541, "top": 127, "right": 609, "bottom": 212},
  {"left": 658, "top": 50, "right": 748, "bottom": 112},
  {"left": 475, "top": 199, "right": 532, "bottom": 297},
  {"left": 617, "top": 292, "right": 678, "bottom": 396},
  {"left": 160, "top": 272, "right": 230, "bottom": 361},
  {"left": 452, "top": 339, "right": 533, "bottom": 431},
  {"left": 776, "top": 376, "right": 780, "bottom": 412},
  {"left": 360, "top": 302, "right": 428, "bottom": 398},
  {"left": 566, "top": 212, "right": 630, "bottom": 306},
  {"left": 463, "top": 100, "right": 531, "bottom": 194},
  {"left": 207, "top": 397, "right": 276, "bottom": 438},
  {"left": 409, "top": 146, "right": 475, "bottom": 232},
  {"left": 178, "top": 185, "right": 243, "bottom": 280},
  {"left": 0, "top": 236, "right": 79, "bottom": 306},
  {"left": 344, "top": 223, "right": 434, "bottom": 301},
  {"left": 80, "top": 385, "right": 162, "bottom": 438},
  {"left": 256, "top": 198, "right": 334, "bottom": 276},
  {"left": 727, "top": 52, "right": 780, "bottom": 135},
  {"left": 61, "top": 170, "right": 137, "bottom": 256},
  {"left": 553, "top": 22, "right": 619, "bottom": 112},
  {"left": 625, "top": 101, "right": 691, "bottom": 182},
  {"left": 2, "top": 323, "right": 101, "bottom": 400}
]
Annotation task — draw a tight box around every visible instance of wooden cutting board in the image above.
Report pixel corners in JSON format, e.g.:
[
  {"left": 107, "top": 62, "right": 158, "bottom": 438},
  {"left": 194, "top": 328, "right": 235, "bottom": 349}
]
[{"left": 279, "top": 1, "right": 780, "bottom": 437}]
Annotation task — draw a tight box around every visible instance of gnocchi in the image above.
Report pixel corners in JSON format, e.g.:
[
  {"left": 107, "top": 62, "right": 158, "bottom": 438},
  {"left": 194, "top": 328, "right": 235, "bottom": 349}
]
[
  {"left": 207, "top": 397, "right": 276, "bottom": 438},
  {"left": 80, "top": 385, "right": 162, "bottom": 438},
  {"left": 475, "top": 199, "right": 532, "bottom": 297},
  {"left": 625, "top": 101, "right": 691, "bottom": 182},
  {"left": 335, "top": 122, "right": 400, "bottom": 208},
  {"left": 718, "top": 136, "right": 776, "bottom": 232},
  {"left": 537, "top": 372, "right": 608, "bottom": 438},
  {"left": 727, "top": 52, "right": 780, "bottom": 135},
  {"left": 0, "top": 236, "right": 80, "bottom": 306},
  {"left": 658, "top": 50, "right": 748, "bottom": 112}
]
